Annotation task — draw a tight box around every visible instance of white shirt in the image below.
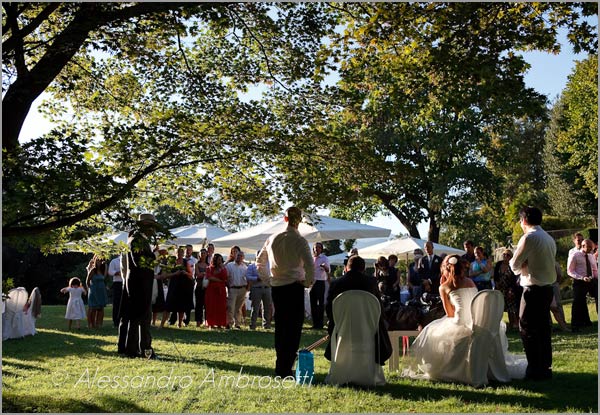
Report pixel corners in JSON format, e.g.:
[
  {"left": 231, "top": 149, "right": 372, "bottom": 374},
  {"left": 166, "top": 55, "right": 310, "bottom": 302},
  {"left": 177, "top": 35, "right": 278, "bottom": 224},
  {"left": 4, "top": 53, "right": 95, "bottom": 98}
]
[
  {"left": 567, "top": 250, "right": 598, "bottom": 280},
  {"left": 510, "top": 225, "right": 557, "bottom": 287},
  {"left": 226, "top": 261, "right": 248, "bottom": 287},
  {"left": 257, "top": 225, "right": 314, "bottom": 287},
  {"left": 313, "top": 253, "right": 330, "bottom": 281},
  {"left": 108, "top": 257, "right": 123, "bottom": 283}
]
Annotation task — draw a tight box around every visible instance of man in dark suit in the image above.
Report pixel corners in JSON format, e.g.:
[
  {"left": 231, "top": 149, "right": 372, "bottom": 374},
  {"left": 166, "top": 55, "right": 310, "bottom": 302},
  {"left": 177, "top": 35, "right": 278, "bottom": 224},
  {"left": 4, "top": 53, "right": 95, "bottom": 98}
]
[
  {"left": 118, "top": 213, "right": 159, "bottom": 359},
  {"left": 417, "top": 241, "right": 442, "bottom": 293},
  {"left": 324, "top": 255, "right": 391, "bottom": 364}
]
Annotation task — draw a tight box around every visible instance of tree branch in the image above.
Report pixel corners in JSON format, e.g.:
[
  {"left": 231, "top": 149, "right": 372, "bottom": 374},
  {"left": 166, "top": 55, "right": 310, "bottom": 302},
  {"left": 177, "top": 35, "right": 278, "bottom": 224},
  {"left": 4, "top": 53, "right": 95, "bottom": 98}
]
[{"left": 2, "top": 3, "right": 61, "bottom": 56}]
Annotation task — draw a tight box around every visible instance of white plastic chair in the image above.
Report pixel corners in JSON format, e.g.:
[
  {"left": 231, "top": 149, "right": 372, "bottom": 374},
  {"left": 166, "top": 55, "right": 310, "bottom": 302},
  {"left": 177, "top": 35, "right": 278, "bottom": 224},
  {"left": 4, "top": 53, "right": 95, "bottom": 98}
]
[
  {"left": 468, "top": 289, "right": 511, "bottom": 386},
  {"left": 2, "top": 287, "right": 29, "bottom": 340},
  {"left": 325, "top": 290, "right": 386, "bottom": 386}
]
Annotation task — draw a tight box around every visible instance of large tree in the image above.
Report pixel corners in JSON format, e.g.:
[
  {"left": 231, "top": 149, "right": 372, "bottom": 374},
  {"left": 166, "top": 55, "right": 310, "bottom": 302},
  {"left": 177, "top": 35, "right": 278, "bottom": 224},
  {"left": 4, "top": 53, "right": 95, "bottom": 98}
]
[
  {"left": 264, "top": 2, "right": 597, "bottom": 242},
  {"left": 545, "top": 54, "right": 598, "bottom": 222},
  {"left": 2, "top": 2, "right": 335, "bottom": 248}
]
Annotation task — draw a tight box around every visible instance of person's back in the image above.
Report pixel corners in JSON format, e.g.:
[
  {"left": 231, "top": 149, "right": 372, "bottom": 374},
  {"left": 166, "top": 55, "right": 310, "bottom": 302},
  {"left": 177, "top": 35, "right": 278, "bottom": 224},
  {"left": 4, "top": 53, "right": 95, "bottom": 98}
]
[{"left": 256, "top": 206, "right": 314, "bottom": 378}]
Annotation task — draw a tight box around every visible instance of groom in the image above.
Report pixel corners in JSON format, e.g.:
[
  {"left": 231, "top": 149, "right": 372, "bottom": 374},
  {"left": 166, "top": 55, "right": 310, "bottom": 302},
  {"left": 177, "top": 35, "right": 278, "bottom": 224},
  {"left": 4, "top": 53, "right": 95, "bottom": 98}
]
[{"left": 510, "top": 206, "right": 556, "bottom": 381}]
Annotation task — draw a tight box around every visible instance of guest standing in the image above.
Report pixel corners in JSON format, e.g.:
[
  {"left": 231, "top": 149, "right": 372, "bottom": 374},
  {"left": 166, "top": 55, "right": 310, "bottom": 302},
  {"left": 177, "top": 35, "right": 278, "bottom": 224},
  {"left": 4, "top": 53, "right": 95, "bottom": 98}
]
[
  {"left": 567, "top": 238, "right": 598, "bottom": 331},
  {"left": 256, "top": 206, "right": 314, "bottom": 377},
  {"left": 310, "top": 242, "right": 330, "bottom": 329},
  {"left": 493, "top": 249, "right": 521, "bottom": 330},
  {"left": 165, "top": 247, "right": 194, "bottom": 328},
  {"left": 194, "top": 248, "right": 209, "bottom": 327},
  {"left": 417, "top": 241, "right": 442, "bottom": 292},
  {"left": 108, "top": 255, "right": 123, "bottom": 328},
  {"left": 226, "top": 251, "right": 248, "bottom": 329},
  {"left": 204, "top": 253, "right": 228, "bottom": 329},
  {"left": 118, "top": 213, "right": 160, "bottom": 359},
  {"left": 469, "top": 246, "right": 493, "bottom": 291},
  {"left": 510, "top": 206, "right": 556, "bottom": 380},
  {"left": 86, "top": 255, "right": 108, "bottom": 329}
]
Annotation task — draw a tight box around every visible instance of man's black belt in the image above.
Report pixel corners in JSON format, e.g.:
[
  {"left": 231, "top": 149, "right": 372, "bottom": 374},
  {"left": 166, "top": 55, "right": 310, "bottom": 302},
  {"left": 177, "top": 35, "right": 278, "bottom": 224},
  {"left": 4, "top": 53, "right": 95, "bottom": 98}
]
[{"left": 230, "top": 285, "right": 246, "bottom": 289}]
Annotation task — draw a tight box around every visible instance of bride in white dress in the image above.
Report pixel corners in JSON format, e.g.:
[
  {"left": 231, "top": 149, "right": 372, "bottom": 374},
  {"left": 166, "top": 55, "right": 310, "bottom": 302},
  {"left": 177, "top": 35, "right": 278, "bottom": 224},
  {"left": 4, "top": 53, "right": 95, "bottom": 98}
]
[{"left": 403, "top": 254, "right": 527, "bottom": 385}]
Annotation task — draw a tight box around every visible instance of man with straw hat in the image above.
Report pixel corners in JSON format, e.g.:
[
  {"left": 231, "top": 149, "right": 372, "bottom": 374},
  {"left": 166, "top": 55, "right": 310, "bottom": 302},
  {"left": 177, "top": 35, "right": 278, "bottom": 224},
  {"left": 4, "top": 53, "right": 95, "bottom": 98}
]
[{"left": 118, "top": 213, "right": 160, "bottom": 359}]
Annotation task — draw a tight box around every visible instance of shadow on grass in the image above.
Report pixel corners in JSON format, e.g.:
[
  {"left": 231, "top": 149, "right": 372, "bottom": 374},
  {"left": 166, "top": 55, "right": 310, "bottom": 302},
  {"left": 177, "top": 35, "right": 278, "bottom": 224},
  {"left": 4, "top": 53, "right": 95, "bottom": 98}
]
[
  {"left": 2, "top": 328, "right": 115, "bottom": 361},
  {"left": 2, "top": 392, "right": 148, "bottom": 413},
  {"left": 322, "top": 370, "right": 597, "bottom": 412}
]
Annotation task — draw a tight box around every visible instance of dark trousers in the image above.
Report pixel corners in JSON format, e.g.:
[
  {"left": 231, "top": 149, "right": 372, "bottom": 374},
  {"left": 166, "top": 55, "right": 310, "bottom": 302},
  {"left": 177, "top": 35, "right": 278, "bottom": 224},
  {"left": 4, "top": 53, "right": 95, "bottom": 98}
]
[
  {"left": 169, "top": 309, "right": 192, "bottom": 325},
  {"left": 309, "top": 280, "right": 326, "bottom": 329},
  {"left": 272, "top": 282, "right": 305, "bottom": 377},
  {"left": 519, "top": 285, "right": 554, "bottom": 379},
  {"left": 195, "top": 284, "right": 205, "bottom": 323},
  {"left": 112, "top": 281, "right": 123, "bottom": 327},
  {"left": 118, "top": 276, "right": 153, "bottom": 357},
  {"left": 571, "top": 278, "right": 598, "bottom": 328}
]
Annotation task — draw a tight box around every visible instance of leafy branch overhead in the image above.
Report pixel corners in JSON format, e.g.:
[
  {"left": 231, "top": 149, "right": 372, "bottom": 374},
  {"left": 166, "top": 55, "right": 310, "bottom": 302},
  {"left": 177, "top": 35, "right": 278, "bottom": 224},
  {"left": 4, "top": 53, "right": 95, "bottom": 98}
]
[{"left": 1, "top": 2, "right": 597, "bottom": 251}]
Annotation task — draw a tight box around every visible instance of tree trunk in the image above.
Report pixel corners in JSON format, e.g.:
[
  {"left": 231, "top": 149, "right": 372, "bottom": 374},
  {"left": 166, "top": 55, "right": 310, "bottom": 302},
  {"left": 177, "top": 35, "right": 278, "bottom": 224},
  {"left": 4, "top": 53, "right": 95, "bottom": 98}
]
[{"left": 427, "top": 212, "right": 440, "bottom": 243}]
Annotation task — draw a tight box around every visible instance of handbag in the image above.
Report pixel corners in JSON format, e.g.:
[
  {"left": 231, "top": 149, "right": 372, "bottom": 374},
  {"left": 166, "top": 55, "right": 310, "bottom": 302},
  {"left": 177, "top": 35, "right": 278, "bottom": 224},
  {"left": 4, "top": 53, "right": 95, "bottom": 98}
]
[{"left": 202, "top": 278, "right": 209, "bottom": 289}]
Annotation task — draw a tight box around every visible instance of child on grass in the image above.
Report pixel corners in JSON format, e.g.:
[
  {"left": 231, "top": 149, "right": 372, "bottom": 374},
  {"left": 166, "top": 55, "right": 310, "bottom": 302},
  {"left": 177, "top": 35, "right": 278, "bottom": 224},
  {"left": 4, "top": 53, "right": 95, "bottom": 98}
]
[{"left": 60, "top": 277, "right": 87, "bottom": 329}]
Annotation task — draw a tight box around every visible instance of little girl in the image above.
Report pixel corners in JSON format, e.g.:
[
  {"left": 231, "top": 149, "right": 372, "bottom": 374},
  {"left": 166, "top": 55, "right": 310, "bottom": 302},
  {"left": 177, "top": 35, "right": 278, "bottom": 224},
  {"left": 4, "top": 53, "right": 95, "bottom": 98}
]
[{"left": 60, "top": 277, "right": 87, "bottom": 329}]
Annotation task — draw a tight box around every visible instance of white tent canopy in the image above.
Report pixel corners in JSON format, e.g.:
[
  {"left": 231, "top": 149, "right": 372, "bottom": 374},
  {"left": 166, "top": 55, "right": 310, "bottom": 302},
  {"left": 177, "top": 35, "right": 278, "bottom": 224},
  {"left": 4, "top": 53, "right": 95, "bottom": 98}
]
[
  {"left": 328, "top": 236, "right": 465, "bottom": 265},
  {"left": 167, "top": 223, "right": 231, "bottom": 246},
  {"left": 212, "top": 215, "right": 391, "bottom": 252}
]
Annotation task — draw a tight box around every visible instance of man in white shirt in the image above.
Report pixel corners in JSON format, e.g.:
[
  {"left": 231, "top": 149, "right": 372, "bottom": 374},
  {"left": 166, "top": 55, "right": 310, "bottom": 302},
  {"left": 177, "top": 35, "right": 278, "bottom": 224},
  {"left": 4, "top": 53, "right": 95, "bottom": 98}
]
[
  {"left": 510, "top": 206, "right": 556, "bottom": 381},
  {"left": 567, "top": 238, "right": 598, "bottom": 331},
  {"left": 310, "top": 242, "right": 330, "bottom": 329},
  {"left": 257, "top": 206, "right": 314, "bottom": 378},
  {"left": 226, "top": 251, "right": 248, "bottom": 329},
  {"left": 108, "top": 256, "right": 123, "bottom": 328},
  {"left": 568, "top": 232, "right": 584, "bottom": 259}
]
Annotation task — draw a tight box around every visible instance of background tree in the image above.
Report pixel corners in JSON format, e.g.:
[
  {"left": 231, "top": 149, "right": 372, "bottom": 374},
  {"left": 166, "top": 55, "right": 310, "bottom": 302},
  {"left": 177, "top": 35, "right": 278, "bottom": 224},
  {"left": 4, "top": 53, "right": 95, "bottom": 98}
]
[
  {"left": 265, "top": 2, "right": 597, "bottom": 243},
  {"left": 2, "top": 2, "right": 336, "bottom": 250},
  {"left": 545, "top": 54, "right": 598, "bottom": 223}
]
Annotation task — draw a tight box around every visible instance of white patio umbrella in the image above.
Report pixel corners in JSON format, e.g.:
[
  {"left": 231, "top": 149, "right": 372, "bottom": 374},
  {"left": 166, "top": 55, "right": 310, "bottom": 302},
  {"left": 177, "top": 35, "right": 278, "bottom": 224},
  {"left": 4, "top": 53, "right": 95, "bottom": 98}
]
[
  {"left": 167, "top": 223, "right": 231, "bottom": 247},
  {"left": 212, "top": 215, "right": 391, "bottom": 252},
  {"left": 328, "top": 236, "right": 464, "bottom": 265}
]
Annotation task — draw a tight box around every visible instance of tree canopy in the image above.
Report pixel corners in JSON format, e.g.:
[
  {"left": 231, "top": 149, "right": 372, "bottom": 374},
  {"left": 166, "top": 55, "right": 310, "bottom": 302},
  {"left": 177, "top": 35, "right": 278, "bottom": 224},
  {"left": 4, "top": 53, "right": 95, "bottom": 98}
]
[
  {"left": 263, "top": 2, "right": 597, "bottom": 242},
  {"left": 2, "top": 2, "right": 597, "bottom": 252},
  {"left": 2, "top": 2, "right": 336, "bottom": 248},
  {"left": 545, "top": 54, "right": 598, "bottom": 221}
]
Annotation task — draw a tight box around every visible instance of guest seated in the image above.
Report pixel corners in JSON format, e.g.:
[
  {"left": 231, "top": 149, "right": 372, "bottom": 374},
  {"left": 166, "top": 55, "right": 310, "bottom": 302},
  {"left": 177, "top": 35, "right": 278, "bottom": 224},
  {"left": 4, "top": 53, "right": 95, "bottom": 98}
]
[
  {"left": 403, "top": 254, "right": 527, "bottom": 385},
  {"left": 324, "top": 255, "right": 392, "bottom": 386},
  {"left": 324, "top": 255, "right": 391, "bottom": 365}
]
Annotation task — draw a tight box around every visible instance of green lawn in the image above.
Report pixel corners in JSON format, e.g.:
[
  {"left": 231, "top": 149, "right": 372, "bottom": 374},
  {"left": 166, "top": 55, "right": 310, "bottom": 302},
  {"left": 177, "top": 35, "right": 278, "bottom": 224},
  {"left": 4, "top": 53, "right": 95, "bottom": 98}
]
[{"left": 2, "top": 302, "right": 598, "bottom": 413}]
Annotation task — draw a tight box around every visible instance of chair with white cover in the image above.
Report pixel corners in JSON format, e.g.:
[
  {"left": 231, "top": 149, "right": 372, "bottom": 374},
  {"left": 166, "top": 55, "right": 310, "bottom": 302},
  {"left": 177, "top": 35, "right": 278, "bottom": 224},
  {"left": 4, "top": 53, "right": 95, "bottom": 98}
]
[
  {"left": 468, "top": 289, "right": 511, "bottom": 387},
  {"left": 325, "top": 290, "right": 386, "bottom": 386},
  {"left": 2, "top": 287, "right": 30, "bottom": 340}
]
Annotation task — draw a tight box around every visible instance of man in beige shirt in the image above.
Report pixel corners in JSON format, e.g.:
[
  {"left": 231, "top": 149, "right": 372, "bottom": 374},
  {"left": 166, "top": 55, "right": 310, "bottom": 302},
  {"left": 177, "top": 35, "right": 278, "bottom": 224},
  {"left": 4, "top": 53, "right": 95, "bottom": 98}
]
[{"left": 257, "top": 206, "right": 314, "bottom": 377}]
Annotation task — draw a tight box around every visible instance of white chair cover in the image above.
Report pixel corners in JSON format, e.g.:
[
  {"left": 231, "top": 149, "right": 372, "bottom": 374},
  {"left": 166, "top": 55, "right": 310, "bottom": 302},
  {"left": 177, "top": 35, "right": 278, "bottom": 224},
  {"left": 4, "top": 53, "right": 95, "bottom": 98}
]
[
  {"left": 325, "top": 290, "right": 386, "bottom": 386},
  {"left": 2, "top": 287, "right": 30, "bottom": 340},
  {"left": 468, "top": 289, "right": 510, "bottom": 386}
]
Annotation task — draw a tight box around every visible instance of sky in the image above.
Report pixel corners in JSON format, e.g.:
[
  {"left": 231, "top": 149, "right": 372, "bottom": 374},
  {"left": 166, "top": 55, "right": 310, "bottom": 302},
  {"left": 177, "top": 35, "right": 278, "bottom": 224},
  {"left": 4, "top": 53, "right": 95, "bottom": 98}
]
[{"left": 17, "top": 25, "right": 592, "bottom": 242}]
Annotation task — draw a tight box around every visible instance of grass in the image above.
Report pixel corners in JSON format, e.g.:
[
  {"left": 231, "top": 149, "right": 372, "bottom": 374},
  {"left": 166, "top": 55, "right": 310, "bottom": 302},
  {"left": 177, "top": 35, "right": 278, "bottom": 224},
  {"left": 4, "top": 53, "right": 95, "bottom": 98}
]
[{"left": 2, "top": 302, "right": 598, "bottom": 413}]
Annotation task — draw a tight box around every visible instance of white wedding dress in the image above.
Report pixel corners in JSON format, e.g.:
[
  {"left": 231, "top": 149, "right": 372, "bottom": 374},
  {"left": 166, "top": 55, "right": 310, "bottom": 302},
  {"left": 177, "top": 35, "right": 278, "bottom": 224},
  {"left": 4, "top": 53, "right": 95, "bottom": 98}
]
[{"left": 403, "top": 287, "right": 527, "bottom": 384}]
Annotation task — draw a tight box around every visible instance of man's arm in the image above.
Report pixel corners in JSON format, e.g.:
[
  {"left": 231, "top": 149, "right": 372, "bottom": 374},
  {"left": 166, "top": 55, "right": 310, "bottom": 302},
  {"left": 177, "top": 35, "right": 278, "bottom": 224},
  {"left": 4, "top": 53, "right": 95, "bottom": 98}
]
[
  {"left": 301, "top": 241, "right": 315, "bottom": 287},
  {"left": 256, "top": 244, "right": 270, "bottom": 280},
  {"left": 510, "top": 235, "right": 528, "bottom": 275}
]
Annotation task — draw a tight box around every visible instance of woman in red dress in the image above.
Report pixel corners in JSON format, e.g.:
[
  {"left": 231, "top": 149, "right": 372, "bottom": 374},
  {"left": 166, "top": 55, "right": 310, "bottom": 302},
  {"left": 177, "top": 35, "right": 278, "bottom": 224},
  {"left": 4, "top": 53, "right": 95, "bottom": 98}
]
[{"left": 204, "top": 253, "right": 228, "bottom": 328}]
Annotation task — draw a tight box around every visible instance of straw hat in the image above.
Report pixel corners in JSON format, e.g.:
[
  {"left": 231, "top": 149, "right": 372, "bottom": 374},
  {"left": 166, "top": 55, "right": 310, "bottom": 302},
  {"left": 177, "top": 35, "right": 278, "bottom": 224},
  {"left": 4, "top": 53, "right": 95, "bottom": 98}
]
[{"left": 137, "top": 213, "right": 158, "bottom": 226}]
